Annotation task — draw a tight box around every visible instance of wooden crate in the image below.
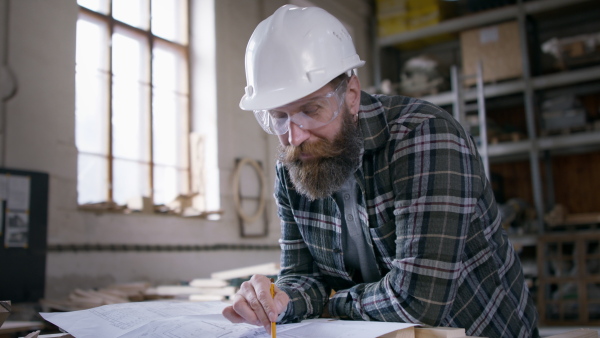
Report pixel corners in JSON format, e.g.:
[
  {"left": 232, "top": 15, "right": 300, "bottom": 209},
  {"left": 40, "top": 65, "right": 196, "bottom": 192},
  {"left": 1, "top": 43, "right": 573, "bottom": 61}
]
[{"left": 537, "top": 232, "right": 600, "bottom": 325}]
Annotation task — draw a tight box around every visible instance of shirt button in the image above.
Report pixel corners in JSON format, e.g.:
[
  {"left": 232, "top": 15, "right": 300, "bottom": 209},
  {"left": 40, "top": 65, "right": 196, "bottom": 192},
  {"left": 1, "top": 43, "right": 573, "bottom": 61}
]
[
  {"left": 344, "top": 193, "right": 350, "bottom": 201},
  {"left": 334, "top": 248, "right": 342, "bottom": 253},
  {"left": 346, "top": 214, "right": 354, "bottom": 221}
]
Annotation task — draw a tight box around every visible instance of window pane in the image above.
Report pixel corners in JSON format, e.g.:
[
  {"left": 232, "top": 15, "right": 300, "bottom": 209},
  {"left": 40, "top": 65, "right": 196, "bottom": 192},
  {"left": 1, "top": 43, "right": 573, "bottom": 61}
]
[
  {"left": 153, "top": 91, "right": 188, "bottom": 167},
  {"left": 154, "top": 166, "right": 188, "bottom": 205},
  {"left": 78, "top": 153, "right": 108, "bottom": 204},
  {"left": 113, "top": 80, "right": 150, "bottom": 162},
  {"left": 78, "top": 0, "right": 109, "bottom": 14},
  {"left": 113, "top": 0, "right": 149, "bottom": 30},
  {"left": 76, "top": 70, "right": 109, "bottom": 155},
  {"left": 113, "top": 159, "right": 150, "bottom": 205},
  {"left": 112, "top": 28, "right": 150, "bottom": 162},
  {"left": 151, "top": 0, "right": 187, "bottom": 44},
  {"left": 153, "top": 41, "right": 188, "bottom": 93},
  {"left": 112, "top": 28, "right": 149, "bottom": 82},
  {"left": 76, "top": 14, "right": 109, "bottom": 72},
  {"left": 76, "top": 13, "right": 109, "bottom": 155}
]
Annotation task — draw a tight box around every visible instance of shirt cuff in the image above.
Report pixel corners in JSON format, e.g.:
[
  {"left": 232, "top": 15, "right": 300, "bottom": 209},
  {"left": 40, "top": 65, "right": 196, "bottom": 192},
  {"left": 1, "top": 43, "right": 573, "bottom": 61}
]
[
  {"left": 329, "top": 289, "right": 352, "bottom": 319},
  {"left": 276, "top": 310, "right": 286, "bottom": 322}
]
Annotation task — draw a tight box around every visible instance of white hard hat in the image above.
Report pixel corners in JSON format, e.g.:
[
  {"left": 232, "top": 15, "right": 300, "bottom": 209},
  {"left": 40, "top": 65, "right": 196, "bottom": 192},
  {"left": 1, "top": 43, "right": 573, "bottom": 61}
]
[{"left": 239, "top": 4, "right": 365, "bottom": 111}]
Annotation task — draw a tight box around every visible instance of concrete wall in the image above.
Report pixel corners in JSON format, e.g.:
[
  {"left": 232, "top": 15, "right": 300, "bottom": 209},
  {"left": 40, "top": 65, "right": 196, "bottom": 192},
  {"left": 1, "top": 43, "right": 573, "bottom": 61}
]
[{"left": 1, "top": 0, "right": 372, "bottom": 300}]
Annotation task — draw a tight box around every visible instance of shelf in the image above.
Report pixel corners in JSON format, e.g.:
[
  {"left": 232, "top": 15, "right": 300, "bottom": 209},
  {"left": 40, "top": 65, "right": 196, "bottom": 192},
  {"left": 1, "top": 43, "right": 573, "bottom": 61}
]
[
  {"left": 538, "top": 130, "right": 600, "bottom": 151},
  {"left": 486, "top": 130, "right": 600, "bottom": 159},
  {"left": 488, "top": 139, "right": 532, "bottom": 158},
  {"left": 421, "top": 65, "right": 600, "bottom": 106},
  {"left": 378, "top": 0, "right": 593, "bottom": 47}
]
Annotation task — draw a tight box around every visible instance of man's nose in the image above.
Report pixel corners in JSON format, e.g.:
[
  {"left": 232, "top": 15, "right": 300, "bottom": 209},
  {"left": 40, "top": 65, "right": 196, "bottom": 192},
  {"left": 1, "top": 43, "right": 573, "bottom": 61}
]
[{"left": 288, "top": 120, "right": 310, "bottom": 147}]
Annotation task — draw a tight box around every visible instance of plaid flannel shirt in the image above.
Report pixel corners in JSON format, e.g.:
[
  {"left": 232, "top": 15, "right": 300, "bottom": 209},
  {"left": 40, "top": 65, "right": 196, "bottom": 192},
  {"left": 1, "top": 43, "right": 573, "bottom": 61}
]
[{"left": 274, "top": 91, "right": 539, "bottom": 338}]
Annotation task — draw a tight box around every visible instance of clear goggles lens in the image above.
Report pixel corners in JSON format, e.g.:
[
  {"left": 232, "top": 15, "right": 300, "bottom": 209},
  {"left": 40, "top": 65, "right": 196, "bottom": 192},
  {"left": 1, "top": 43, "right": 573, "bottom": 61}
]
[{"left": 253, "top": 79, "right": 348, "bottom": 135}]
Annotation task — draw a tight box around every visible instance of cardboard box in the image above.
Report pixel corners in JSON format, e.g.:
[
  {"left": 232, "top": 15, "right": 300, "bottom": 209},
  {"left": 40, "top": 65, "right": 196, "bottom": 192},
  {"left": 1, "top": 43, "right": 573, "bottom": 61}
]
[{"left": 460, "top": 21, "right": 523, "bottom": 86}]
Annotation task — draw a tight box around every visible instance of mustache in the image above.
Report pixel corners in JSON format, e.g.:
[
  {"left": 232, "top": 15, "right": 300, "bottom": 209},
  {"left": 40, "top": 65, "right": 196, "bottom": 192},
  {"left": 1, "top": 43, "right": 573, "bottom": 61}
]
[{"left": 279, "top": 138, "right": 344, "bottom": 163}]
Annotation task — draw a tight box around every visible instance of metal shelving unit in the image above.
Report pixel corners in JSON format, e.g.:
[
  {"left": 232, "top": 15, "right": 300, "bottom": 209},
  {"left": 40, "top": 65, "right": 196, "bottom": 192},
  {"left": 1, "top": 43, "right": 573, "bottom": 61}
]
[
  {"left": 376, "top": 0, "right": 591, "bottom": 49},
  {"left": 375, "top": 0, "right": 598, "bottom": 232}
]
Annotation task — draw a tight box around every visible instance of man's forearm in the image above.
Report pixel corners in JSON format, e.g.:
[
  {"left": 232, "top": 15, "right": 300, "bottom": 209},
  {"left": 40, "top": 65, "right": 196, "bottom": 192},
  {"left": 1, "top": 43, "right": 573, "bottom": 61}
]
[{"left": 276, "top": 275, "right": 330, "bottom": 323}]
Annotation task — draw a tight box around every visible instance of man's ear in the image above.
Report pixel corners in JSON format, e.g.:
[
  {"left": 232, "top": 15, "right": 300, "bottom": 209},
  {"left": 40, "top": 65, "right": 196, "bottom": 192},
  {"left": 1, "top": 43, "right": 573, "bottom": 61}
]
[{"left": 346, "top": 75, "right": 361, "bottom": 115}]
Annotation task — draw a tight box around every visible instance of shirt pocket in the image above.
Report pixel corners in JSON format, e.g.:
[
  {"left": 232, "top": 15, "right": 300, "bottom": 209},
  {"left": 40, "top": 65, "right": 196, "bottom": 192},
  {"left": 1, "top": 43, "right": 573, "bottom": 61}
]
[{"left": 369, "top": 219, "right": 396, "bottom": 271}]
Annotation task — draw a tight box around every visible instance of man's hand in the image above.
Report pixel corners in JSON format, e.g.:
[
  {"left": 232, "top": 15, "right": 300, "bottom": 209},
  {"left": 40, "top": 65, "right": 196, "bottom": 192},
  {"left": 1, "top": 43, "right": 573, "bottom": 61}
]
[{"left": 222, "top": 274, "right": 289, "bottom": 332}]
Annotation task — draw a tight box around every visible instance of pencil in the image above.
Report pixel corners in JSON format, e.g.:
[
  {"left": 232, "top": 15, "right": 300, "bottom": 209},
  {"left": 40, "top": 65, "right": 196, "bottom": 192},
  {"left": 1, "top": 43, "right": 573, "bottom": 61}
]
[{"left": 270, "top": 282, "right": 276, "bottom": 338}]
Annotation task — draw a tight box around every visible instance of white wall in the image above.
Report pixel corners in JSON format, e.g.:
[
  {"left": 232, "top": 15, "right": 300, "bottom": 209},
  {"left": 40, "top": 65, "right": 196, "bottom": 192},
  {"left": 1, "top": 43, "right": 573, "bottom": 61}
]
[{"left": 2, "top": 0, "right": 372, "bottom": 300}]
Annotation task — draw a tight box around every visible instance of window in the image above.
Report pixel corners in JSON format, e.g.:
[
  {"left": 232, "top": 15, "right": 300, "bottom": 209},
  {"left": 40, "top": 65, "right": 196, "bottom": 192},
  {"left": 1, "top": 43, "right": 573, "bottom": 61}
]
[{"left": 75, "top": 0, "right": 191, "bottom": 209}]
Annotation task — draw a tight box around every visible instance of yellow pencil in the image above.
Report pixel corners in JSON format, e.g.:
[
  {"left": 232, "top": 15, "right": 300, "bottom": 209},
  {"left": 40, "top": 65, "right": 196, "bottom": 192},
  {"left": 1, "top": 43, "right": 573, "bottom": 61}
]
[{"left": 270, "top": 282, "right": 276, "bottom": 338}]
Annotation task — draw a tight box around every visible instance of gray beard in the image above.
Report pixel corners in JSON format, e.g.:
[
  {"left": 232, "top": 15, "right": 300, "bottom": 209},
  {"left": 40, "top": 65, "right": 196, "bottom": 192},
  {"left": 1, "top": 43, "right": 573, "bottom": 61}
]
[{"left": 278, "top": 111, "right": 362, "bottom": 201}]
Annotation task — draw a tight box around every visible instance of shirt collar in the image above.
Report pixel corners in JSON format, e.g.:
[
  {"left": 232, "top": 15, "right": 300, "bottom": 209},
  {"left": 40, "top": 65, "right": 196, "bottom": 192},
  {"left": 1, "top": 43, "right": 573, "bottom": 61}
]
[{"left": 357, "top": 91, "right": 390, "bottom": 152}]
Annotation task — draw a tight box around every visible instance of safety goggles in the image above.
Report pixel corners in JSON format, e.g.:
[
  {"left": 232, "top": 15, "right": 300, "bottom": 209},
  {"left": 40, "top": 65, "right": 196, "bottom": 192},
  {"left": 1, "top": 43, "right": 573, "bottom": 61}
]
[{"left": 253, "top": 79, "right": 348, "bottom": 135}]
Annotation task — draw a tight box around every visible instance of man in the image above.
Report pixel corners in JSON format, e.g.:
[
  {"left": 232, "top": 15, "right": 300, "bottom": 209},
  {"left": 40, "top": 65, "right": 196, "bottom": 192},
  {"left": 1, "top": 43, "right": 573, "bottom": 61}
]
[{"left": 223, "top": 4, "right": 539, "bottom": 338}]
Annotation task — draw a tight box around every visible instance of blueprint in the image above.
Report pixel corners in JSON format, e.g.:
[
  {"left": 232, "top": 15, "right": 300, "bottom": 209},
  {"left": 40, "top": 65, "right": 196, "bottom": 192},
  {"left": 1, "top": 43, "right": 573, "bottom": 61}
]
[{"left": 40, "top": 301, "right": 417, "bottom": 338}]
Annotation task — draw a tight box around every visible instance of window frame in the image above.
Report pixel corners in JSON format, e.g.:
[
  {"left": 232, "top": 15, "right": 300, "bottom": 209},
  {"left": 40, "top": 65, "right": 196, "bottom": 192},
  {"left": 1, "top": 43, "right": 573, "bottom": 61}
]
[{"left": 76, "top": 1, "right": 192, "bottom": 211}]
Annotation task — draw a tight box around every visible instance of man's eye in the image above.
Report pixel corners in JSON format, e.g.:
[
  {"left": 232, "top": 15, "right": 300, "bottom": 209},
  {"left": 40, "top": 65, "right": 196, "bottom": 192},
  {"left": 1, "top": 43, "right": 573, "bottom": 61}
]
[
  {"left": 303, "top": 105, "right": 322, "bottom": 116},
  {"left": 270, "top": 111, "right": 287, "bottom": 120}
]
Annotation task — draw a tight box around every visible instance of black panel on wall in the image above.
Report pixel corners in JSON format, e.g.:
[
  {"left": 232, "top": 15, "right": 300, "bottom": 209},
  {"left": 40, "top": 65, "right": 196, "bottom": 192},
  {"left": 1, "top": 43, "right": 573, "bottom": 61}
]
[{"left": 0, "top": 168, "right": 49, "bottom": 303}]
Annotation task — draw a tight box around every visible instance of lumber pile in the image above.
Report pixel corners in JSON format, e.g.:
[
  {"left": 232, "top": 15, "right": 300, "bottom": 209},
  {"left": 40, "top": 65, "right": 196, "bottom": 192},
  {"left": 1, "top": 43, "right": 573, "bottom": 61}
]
[
  {"left": 39, "top": 282, "right": 155, "bottom": 312},
  {"left": 146, "top": 263, "right": 281, "bottom": 301},
  {"left": 145, "top": 281, "right": 236, "bottom": 302},
  {"left": 210, "top": 262, "right": 280, "bottom": 288},
  {"left": 38, "top": 263, "right": 281, "bottom": 312}
]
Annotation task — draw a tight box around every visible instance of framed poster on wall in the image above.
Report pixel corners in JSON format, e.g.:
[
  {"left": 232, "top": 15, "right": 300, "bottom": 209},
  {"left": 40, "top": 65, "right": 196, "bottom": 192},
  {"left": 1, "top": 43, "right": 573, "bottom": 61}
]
[{"left": 0, "top": 168, "right": 48, "bottom": 302}]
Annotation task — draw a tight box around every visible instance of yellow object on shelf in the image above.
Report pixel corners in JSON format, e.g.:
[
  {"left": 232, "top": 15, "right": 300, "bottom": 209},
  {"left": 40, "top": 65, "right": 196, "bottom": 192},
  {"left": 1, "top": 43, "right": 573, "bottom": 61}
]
[
  {"left": 408, "top": 5, "right": 444, "bottom": 30},
  {"left": 377, "top": 0, "right": 456, "bottom": 43},
  {"left": 375, "top": 0, "right": 407, "bottom": 19},
  {"left": 378, "top": 13, "right": 409, "bottom": 37},
  {"left": 407, "top": 0, "right": 440, "bottom": 10}
]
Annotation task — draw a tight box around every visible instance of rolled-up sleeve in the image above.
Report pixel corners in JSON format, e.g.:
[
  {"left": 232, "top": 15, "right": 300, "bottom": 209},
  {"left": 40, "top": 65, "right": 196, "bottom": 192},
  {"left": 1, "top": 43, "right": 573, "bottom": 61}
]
[{"left": 274, "top": 163, "right": 331, "bottom": 323}]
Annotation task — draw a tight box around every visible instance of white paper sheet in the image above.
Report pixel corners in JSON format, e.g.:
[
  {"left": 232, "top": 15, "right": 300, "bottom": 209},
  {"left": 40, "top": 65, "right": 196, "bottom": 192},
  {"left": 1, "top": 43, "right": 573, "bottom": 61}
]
[
  {"left": 7, "top": 175, "right": 30, "bottom": 210},
  {"left": 279, "top": 318, "right": 418, "bottom": 337},
  {"left": 4, "top": 210, "right": 29, "bottom": 248},
  {"left": 40, "top": 301, "right": 418, "bottom": 338}
]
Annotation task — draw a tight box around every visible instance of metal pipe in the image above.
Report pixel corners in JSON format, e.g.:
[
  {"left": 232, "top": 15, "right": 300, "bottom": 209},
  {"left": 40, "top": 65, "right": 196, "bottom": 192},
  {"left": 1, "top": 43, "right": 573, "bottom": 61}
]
[
  {"left": 517, "top": 0, "right": 545, "bottom": 232},
  {"left": 372, "top": 15, "right": 381, "bottom": 88},
  {"left": 450, "top": 65, "right": 468, "bottom": 131},
  {"left": 476, "top": 61, "right": 490, "bottom": 179}
]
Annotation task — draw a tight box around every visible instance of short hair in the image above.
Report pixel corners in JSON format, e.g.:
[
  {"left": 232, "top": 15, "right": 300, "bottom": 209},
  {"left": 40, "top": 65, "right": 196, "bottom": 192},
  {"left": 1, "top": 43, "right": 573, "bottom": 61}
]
[{"left": 328, "top": 71, "right": 352, "bottom": 90}]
